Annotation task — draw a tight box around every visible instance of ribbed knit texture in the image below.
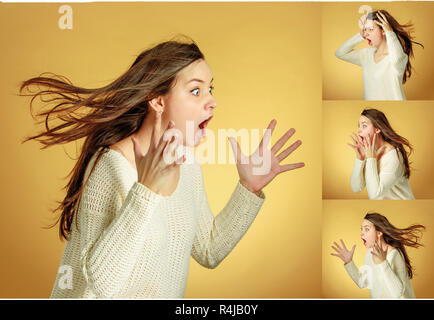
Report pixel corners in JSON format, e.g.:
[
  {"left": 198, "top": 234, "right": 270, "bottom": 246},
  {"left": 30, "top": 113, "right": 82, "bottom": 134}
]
[
  {"left": 350, "top": 149, "right": 414, "bottom": 200},
  {"left": 335, "top": 31, "right": 408, "bottom": 100},
  {"left": 50, "top": 146, "right": 265, "bottom": 298},
  {"left": 344, "top": 249, "right": 415, "bottom": 298}
]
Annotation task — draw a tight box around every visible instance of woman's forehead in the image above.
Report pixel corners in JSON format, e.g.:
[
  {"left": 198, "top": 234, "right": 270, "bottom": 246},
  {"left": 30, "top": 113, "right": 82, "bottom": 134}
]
[
  {"left": 177, "top": 59, "right": 213, "bottom": 83},
  {"left": 362, "top": 219, "right": 374, "bottom": 228},
  {"left": 365, "top": 19, "right": 378, "bottom": 29},
  {"left": 359, "top": 115, "right": 371, "bottom": 124}
]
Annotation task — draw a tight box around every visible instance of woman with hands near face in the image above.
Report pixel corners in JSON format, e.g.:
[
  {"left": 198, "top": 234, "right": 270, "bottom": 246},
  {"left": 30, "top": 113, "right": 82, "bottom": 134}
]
[
  {"left": 21, "top": 39, "right": 305, "bottom": 298},
  {"left": 331, "top": 212, "right": 425, "bottom": 298},
  {"left": 349, "top": 108, "right": 414, "bottom": 200},
  {"left": 335, "top": 10, "right": 424, "bottom": 100}
]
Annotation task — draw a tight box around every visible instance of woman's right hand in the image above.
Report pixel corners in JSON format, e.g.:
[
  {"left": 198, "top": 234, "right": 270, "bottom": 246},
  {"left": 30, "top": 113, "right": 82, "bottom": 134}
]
[
  {"left": 331, "top": 239, "right": 356, "bottom": 265},
  {"left": 347, "top": 132, "right": 365, "bottom": 160},
  {"left": 131, "top": 111, "right": 185, "bottom": 195},
  {"left": 358, "top": 15, "right": 367, "bottom": 39}
]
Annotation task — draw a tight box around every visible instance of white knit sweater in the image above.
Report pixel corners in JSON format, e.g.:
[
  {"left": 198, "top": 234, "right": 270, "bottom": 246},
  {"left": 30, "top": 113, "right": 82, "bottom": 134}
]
[
  {"left": 335, "top": 31, "right": 408, "bottom": 100},
  {"left": 344, "top": 248, "right": 416, "bottom": 298},
  {"left": 50, "top": 146, "right": 265, "bottom": 298},
  {"left": 350, "top": 149, "right": 414, "bottom": 200}
]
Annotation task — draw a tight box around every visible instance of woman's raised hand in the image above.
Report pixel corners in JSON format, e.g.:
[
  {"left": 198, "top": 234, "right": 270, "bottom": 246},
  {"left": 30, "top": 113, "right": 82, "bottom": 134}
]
[
  {"left": 228, "top": 119, "right": 304, "bottom": 195},
  {"left": 358, "top": 15, "right": 368, "bottom": 39},
  {"left": 348, "top": 132, "right": 365, "bottom": 160},
  {"left": 132, "top": 111, "right": 185, "bottom": 195},
  {"left": 331, "top": 239, "right": 356, "bottom": 264},
  {"left": 374, "top": 11, "right": 392, "bottom": 32},
  {"left": 371, "top": 238, "right": 388, "bottom": 265}
]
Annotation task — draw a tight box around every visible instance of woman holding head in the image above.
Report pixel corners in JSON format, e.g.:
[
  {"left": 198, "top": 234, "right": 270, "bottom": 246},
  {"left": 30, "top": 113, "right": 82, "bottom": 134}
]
[
  {"left": 331, "top": 212, "right": 425, "bottom": 299},
  {"left": 20, "top": 38, "right": 304, "bottom": 298},
  {"left": 348, "top": 108, "right": 414, "bottom": 200},
  {"left": 335, "top": 10, "right": 423, "bottom": 100}
]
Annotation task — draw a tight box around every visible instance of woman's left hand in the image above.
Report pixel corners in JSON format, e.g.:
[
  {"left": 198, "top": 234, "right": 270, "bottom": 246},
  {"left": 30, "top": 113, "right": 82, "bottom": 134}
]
[
  {"left": 371, "top": 238, "right": 388, "bottom": 264},
  {"left": 375, "top": 11, "right": 392, "bottom": 32},
  {"left": 362, "top": 132, "right": 386, "bottom": 159},
  {"left": 228, "top": 119, "right": 305, "bottom": 196}
]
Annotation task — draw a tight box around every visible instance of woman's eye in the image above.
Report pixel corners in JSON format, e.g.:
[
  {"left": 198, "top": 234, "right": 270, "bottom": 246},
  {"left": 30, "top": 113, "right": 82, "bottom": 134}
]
[
  {"left": 209, "top": 86, "right": 214, "bottom": 95},
  {"left": 191, "top": 88, "right": 199, "bottom": 96}
]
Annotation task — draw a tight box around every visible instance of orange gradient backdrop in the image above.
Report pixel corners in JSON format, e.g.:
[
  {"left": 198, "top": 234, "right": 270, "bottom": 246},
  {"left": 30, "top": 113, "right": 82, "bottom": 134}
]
[
  {"left": 322, "top": 2, "right": 434, "bottom": 100},
  {"left": 323, "top": 100, "right": 434, "bottom": 199},
  {"left": 322, "top": 200, "right": 434, "bottom": 298},
  {"left": 0, "top": 3, "right": 322, "bottom": 298}
]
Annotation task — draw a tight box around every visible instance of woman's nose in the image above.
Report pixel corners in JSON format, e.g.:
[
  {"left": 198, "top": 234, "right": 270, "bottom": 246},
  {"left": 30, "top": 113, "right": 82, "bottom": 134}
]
[{"left": 206, "top": 97, "right": 217, "bottom": 110}]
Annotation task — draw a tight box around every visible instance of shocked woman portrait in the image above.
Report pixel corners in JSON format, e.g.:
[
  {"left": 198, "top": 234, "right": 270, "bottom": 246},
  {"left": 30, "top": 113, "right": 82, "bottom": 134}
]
[
  {"left": 348, "top": 108, "right": 414, "bottom": 200},
  {"left": 335, "top": 10, "right": 424, "bottom": 100},
  {"left": 331, "top": 212, "right": 425, "bottom": 299},
  {"left": 19, "top": 38, "right": 305, "bottom": 298}
]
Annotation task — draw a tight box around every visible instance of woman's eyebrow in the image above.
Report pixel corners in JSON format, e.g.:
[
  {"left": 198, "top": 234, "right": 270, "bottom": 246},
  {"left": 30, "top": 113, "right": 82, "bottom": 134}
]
[{"left": 186, "top": 78, "right": 213, "bottom": 84}]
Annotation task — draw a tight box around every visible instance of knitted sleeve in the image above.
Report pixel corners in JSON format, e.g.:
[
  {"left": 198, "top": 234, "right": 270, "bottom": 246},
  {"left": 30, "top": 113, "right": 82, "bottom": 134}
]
[
  {"left": 335, "top": 33, "right": 366, "bottom": 66},
  {"left": 364, "top": 151, "right": 403, "bottom": 199},
  {"left": 77, "top": 153, "right": 163, "bottom": 297},
  {"left": 344, "top": 251, "right": 372, "bottom": 289},
  {"left": 375, "top": 250, "right": 408, "bottom": 298},
  {"left": 190, "top": 164, "right": 265, "bottom": 269},
  {"left": 350, "top": 158, "right": 366, "bottom": 193},
  {"left": 385, "top": 30, "right": 408, "bottom": 75}
]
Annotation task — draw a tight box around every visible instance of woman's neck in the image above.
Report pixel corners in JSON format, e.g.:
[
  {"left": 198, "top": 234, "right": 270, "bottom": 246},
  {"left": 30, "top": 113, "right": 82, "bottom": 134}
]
[
  {"left": 378, "top": 237, "right": 395, "bottom": 254},
  {"left": 375, "top": 134, "right": 385, "bottom": 148},
  {"left": 132, "top": 112, "right": 161, "bottom": 155},
  {"left": 375, "top": 39, "right": 388, "bottom": 56}
]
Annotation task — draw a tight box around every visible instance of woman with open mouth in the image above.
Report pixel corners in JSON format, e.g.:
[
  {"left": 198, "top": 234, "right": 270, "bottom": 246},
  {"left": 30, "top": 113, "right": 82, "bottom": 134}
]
[
  {"left": 348, "top": 108, "right": 414, "bottom": 200},
  {"left": 19, "top": 38, "right": 305, "bottom": 298},
  {"left": 335, "top": 10, "right": 423, "bottom": 100},
  {"left": 331, "top": 212, "right": 425, "bottom": 299}
]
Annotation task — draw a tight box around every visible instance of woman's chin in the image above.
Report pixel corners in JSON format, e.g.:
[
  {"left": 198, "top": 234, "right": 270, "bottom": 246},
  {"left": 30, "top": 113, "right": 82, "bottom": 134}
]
[
  {"left": 185, "top": 129, "right": 206, "bottom": 147},
  {"left": 194, "top": 128, "right": 207, "bottom": 146}
]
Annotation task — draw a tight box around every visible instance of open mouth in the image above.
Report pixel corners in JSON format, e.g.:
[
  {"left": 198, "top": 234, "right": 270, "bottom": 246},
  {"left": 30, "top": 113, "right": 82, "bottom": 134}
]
[
  {"left": 367, "top": 39, "right": 372, "bottom": 46},
  {"left": 362, "top": 238, "right": 367, "bottom": 245},
  {"left": 198, "top": 115, "right": 213, "bottom": 130},
  {"left": 194, "top": 115, "right": 213, "bottom": 145}
]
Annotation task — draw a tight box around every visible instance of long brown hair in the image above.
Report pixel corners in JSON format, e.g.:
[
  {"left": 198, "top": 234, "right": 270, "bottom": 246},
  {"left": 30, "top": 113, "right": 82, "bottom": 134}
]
[
  {"left": 361, "top": 108, "right": 412, "bottom": 179},
  {"left": 364, "top": 212, "right": 425, "bottom": 279},
  {"left": 19, "top": 38, "right": 204, "bottom": 241},
  {"left": 367, "top": 9, "right": 424, "bottom": 84}
]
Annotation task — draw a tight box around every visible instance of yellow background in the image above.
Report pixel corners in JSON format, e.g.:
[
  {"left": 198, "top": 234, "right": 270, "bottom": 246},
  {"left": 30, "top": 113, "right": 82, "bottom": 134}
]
[
  {"left": 322, "top": 2, "right": 434, "bottom": 100},
  {"left": 323, "top": 100, "right": 434, "bottom": 199},
  {"left": 322, "top": 200, "right": 434, "bottom": 298},
  {"left": 0, "top": 3, "right": 322, "bottom": 298}
]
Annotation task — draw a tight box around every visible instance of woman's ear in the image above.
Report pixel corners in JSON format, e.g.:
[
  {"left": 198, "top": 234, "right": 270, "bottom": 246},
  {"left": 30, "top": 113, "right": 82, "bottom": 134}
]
[
  {"left": 374, "top": 128, "right": 381, "bottom": 134},
  {"left": 148, "top": 96, "right": 165, "bottom": 114}
]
